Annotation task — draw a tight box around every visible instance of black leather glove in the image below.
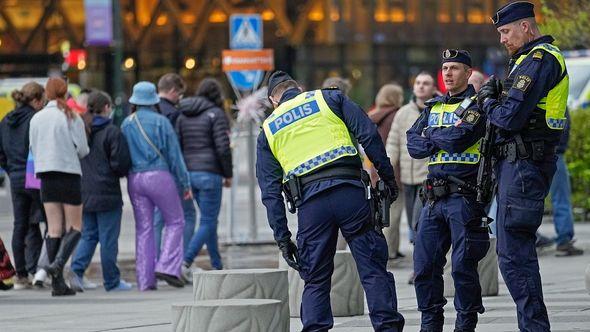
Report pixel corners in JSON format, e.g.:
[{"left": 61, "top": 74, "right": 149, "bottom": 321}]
[
  {"left": 278, "top": 239, "right": 301, "bottom": 271},
  {"left": 385, "top": 180, "right": 399, "bottom": 203},
  {"left": 477, "top": 76, "right": 502, "bottom": 103}
]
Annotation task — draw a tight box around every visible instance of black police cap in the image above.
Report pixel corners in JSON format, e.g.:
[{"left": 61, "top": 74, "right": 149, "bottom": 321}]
[
  {"left": 492, "top": 1, "right": 535, "bottom": 28},
  {"left": 267, "top": 70, "right": 296, "bottom": 98},
  {"left": 441, "top": 49, "right": 472, "bottom": 68}
]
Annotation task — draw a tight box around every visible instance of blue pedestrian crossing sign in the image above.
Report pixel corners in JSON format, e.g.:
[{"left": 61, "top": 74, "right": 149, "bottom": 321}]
[
  {"left": 228, "top": 14, "right": 264, "bottom": 92},
  {"left": 230, "top": 14, "right": 263, "bottom": 50}
]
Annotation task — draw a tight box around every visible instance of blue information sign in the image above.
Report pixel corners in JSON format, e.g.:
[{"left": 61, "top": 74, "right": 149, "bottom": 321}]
[{"left": 228, "top": 14, "right": 263, "bottom": 92}]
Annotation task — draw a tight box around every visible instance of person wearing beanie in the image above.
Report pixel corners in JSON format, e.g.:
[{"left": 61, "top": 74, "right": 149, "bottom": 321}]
[
  {"left": 407, "top": 49, "right": 490, "bottom": 331},
  {"left": 257, "top": 70, "right": 405, "bottom": 331},
  {"left": 478, "top": 2, "right": 571, "bottom": 330},
  {"left": 29, "top": 76, "right": 89, "bottom": 296}
]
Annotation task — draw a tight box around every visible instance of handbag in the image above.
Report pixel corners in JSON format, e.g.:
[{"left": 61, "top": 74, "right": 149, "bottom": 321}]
[{"left": 25, "top": 150, "right": 41, "bottom": 190}]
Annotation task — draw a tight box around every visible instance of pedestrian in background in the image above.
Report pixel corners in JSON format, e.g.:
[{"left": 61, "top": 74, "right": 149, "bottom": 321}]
[
  {"left": 69, "top": 90, "right": 133, "bottom": 292},
  {"left": 386, "top": 72, "right": 434, "bottom": 283},
  {"left": 29, "top": 77, "right": 89, "bottom": 296},
  {"left": 121, "top": 81, "right": 191, "bottom": 290},
  {"left": 537, "top": 111, "right": 583, "bottom": 256},
  {"left": 177, "top": 78, "right": 232, "bottom": 280},
  {"left": 0, "top": 235, "right": 16, "bottom": 290},
  {"left": 369, "top": 83, "right": 405, "bottom": 259},
  {"left": 468, "top": 70, "right": 485, "bottom": 92},
  {"left": 154, "top": 73, "right": 196, "bottom": 255},
  {"left": 0, "top": 82, "right": 45, "bottom": 289},
  {"left": 322, "top": 76, "right": 351, "bottom": 95}
]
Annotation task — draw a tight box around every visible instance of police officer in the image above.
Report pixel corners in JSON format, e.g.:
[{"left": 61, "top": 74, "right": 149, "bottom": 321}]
[
  {"left": 407, "top": 50, "right": 490, "bottom": 332},
  {"left": 478, "top": 2, "right": 569, "bottom": 331},
  {"left": 256, "top": 71, "right": 405, "bottom": 331}
]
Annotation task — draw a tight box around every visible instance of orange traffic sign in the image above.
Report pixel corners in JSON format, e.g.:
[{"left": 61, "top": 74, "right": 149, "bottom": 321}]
[{"left": 222, "top": 49, "right": 274, "bottom": 72}]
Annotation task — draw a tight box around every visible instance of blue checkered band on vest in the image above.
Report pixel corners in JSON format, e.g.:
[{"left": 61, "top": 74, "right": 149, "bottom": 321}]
[
  {"left": 287, "top": 146, "right": 358, "bottom": 177},
  {"left": 547, "top": 118, "right": 566, "bottom": 129},
  {"left": 430, "top": 152, "right": 479, "bottom": 163}
]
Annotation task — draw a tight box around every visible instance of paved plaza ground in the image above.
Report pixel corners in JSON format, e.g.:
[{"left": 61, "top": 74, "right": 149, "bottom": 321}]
[{"left": 0, "top": 184, "right": 589, "bottom": 331}]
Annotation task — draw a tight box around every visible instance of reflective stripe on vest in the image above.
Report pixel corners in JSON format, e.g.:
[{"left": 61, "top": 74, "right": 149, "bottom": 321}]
[
  {"left": 262, "top": 90, "right": 357, "bottom": 179},
  {"left": 427, "top": 100, "right": 481, "bottom": 165},
  {"left": 512, "top": 43, "right": 569, "bottom": 130}
]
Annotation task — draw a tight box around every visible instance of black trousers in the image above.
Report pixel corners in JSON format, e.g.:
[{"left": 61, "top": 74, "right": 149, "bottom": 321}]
[{"left": 11, "top": 188, "right": 44, "bottom": 277}]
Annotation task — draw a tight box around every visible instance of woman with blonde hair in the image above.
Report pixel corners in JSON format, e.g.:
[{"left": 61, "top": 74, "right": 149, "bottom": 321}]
[{"left": 29, "top": 77, "right": 89, "bottom": 296}]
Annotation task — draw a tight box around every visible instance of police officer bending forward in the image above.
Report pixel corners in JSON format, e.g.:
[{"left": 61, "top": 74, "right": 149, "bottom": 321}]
[
  {"left": 477, "top": 2, "right": 570, "bottom": 331},
  {"left": 407, "top": 50, "right": 489, "bottom": 332},
  {"left": 256, "top": 71, "right": 405, "bottom": 332}
]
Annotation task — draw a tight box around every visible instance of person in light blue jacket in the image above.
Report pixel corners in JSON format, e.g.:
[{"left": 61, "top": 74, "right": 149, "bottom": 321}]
[{"left": 121, "top": 81, "right": 191, "bottom": 291}]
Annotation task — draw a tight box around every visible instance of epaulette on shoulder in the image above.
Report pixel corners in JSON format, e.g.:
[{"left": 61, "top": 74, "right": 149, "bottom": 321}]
[
  {"left": 322, "top": 86, "right": 340, "bottom": 91},
  {"left": 531, "top": 50, "right": 544, "bottom": 61}
]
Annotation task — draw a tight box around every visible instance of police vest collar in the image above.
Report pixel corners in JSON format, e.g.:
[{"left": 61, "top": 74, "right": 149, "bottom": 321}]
[{"left": 511, "top": 35, "right": 555, "bottom": 60}]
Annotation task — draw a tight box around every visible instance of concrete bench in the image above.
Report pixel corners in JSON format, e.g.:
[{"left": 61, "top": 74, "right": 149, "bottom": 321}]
[
  {"left": 280, "top": 250, "right": 364, "bottom": 317},
  {"left": 192, "top": 269, "right": 289, "bottom": 332},
  {"left": 444, "top": 237, "right": 499, "bottom": 297},
  {"left": 171, "top": 299, "right": 282, "bottom": 332}
]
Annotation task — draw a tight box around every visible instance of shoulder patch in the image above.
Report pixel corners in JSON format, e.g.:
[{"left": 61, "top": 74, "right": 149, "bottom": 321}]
[
  {"left": 461, "top": 109, "right": 481, "bottom": 125},
  {"left": 513, "top": 74, "right": 532, "bottom": 92},
  {"left": 532, "top": 50, "right": 543, "bottom": 61}
]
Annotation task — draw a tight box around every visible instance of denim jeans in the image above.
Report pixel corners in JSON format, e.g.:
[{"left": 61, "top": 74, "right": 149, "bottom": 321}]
[
  {"left": 154, "top": 192, "right": 196, "bottom": 255},
  {"left": 549, "top": 154, "right": 574, "bottom": 245},
  {"left": 184, "top": 171, "right": 223, "bottom": 269},
  {"left": 71, "top": 209, "right": 123, "bottom": 290}
]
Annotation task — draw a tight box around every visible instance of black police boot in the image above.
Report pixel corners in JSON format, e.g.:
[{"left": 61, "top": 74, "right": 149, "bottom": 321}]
[{"left": 46, "top": 230, "right": 81, "bottom": 296}]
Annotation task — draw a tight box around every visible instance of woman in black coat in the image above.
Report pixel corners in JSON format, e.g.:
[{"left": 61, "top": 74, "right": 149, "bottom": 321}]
[
  {"left": 0, "top": 82, "right": 45, "bottom": 289},
  {"left": 176, "top": 78, "right": 232, "bottom": 279}
]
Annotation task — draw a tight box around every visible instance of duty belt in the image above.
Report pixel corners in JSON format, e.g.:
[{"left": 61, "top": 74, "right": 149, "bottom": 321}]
[
  {"left": 494, "top": 137, "right": 555, "bottom": 162},
  {"left": 283, "top": 167, "right": 363, "bottom": 213},
  {"left": 422, "top": 176, "right": 476, "bottom": 201}
]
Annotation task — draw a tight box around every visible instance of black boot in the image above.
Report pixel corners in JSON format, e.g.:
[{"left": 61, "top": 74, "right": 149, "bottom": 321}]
[
  {"left": 45, "top": 237, "right": 73, "bottom": 296},
  {"left": 46, "top": 230, "right": 81, "bottom": 296}
]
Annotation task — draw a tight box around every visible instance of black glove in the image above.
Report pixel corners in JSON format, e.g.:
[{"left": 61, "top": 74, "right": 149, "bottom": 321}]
[
  {"left": 477, "top": 76, "right": 502, "bottom": 103},
  {"left": 278, "top": 239, "right": 301, "bottom": 271},
  {"left": 385, "top": 180, "right": 399, "bottom": 203}
]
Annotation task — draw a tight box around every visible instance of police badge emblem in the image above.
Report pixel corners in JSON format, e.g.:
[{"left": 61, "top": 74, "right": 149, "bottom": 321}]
[
  {"left": 461, "top": 109, "right": 480, "bottom": 125},
  {"left": 513, "top": 75, "right": 532, "bottom": 92}
]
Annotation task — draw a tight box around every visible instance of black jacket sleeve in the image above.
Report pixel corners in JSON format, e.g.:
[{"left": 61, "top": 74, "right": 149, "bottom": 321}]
[
  {"left": 211, "top": 108, "right": 233, "bottom": 178},
  {"left": 107, "top": 127, "right": 132, "bottom": 177}
]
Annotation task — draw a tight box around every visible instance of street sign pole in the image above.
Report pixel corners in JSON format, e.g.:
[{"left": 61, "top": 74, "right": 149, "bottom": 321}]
[{"left": 226, "top": 14, "right": 267, "bottom": 243}]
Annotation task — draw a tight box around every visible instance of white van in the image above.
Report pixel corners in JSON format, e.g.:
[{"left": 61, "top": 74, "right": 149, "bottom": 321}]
[{"left": 564, "top": 49, "right": 590, "bottom": 110}]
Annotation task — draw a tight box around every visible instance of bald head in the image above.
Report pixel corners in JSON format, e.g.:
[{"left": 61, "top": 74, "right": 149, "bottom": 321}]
[{"left": 468, "top": 70, "right": 485, "bottom": 92}]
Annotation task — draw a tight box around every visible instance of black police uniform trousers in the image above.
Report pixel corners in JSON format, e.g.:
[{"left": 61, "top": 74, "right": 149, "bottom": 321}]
[{"left": 296, "top": 183, "right": 405, "bottom": 332}]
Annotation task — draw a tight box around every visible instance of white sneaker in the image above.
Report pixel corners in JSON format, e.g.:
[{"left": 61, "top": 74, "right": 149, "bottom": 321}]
[
  {"left": 13, "top": 276, "right": 32, "bottom": 290},
  {"left": 82, "top": 277, "right": 98, "bottom": 290},
  {"left": 33, "top": 269, "right": 47, "bottom": 288},
  {"left": 181, "top": 264, "right": 203, "bottom": 285}
]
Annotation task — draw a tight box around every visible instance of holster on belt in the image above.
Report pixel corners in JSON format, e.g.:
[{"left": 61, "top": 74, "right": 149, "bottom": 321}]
[{"left": 494, "top": 135, "right": 551, "bottom": 162}]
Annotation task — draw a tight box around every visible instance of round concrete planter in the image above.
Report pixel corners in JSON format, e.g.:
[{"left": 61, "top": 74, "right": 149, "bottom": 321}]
[
  {"left": 192, "top": 269, "right": 289, "bottom": 331},
  {"left": 172, "top": 299, "right": 282, "bottom": 332}
]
